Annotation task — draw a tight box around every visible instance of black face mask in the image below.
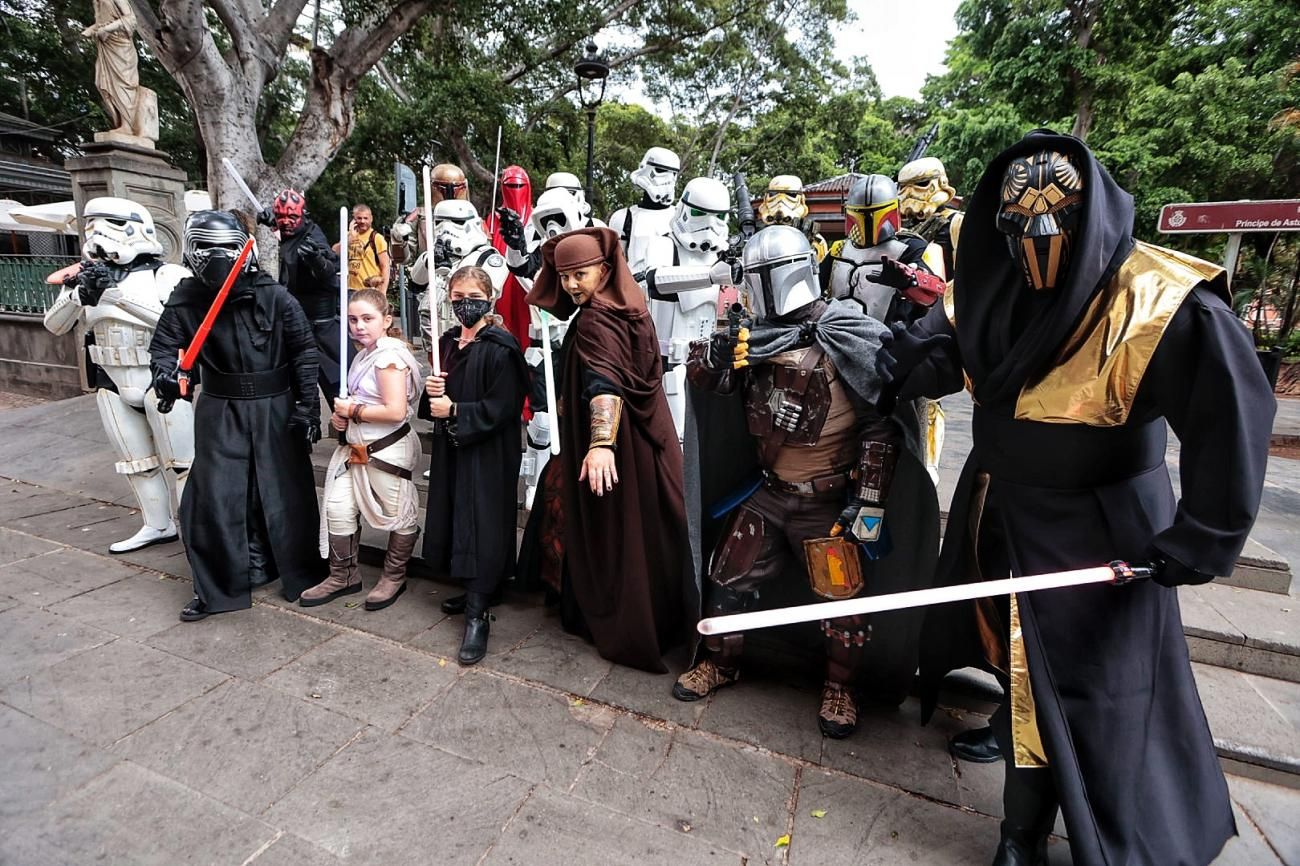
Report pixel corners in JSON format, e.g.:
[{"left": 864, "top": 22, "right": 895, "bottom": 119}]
[{"left": 452, "top": 297, "right": 492, "bottom": 328}]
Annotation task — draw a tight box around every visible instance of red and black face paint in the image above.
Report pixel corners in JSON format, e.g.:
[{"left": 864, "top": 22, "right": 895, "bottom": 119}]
[
  {"left": 996, "top": 151, "right": 1084, "bottom": 291},
  {"left": 272, "top": 189, "right": 306, "bottom": 236}
]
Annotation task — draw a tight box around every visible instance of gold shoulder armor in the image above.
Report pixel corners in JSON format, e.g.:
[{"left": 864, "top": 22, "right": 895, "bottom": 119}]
[{"left": 1015, "top": 241, "right": 1223, "bottom": 426}]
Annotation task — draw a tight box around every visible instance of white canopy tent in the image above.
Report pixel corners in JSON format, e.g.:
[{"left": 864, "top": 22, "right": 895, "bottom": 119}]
[{"left": 8, "top": 200, "right": 78, "bottom": 234}]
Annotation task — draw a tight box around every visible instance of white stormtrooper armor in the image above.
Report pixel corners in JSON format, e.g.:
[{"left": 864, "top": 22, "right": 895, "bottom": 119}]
[
  {"left": 507, "top": 188, "right": 586, "bottom": 285},
  {"left": 607, "top": 147, "right": 680, "bottom": 277},
  {"left": 639, "top": 177, "right": 734, "bottom": 440},
  {"left": 538, "top": 172, "right": 605, "bottom": 231},
  {"left": 519, "top": 306, "right": 573, "bottom": 511},
  {"left": 412, "top": 200, "right": 508, "bottom": 343},
  {"left": 826, "top": 174, "right": 913, "bottom": 321},
  {"left": 43, "top": 197, "right": 195, "bottom": 553}
]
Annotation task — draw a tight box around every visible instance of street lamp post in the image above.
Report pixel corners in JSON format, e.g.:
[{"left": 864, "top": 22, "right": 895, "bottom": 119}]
[{"left": 574, "top": 42, "right": 610, "bottom": 206}]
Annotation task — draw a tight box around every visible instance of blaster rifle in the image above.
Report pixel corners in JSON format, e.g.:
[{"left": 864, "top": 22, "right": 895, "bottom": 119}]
[{"left": 733, "top": 171, "right": 757, "bottom": 241}]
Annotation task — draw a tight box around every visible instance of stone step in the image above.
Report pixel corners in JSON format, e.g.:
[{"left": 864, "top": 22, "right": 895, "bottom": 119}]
[{"left": 937, "top": 664, "right": 1300, "bottom": 788}]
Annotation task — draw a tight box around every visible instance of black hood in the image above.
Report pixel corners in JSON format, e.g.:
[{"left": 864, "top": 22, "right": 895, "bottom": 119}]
[{"left": 953, "top": 129, "right": 1135, "bottom": 408}]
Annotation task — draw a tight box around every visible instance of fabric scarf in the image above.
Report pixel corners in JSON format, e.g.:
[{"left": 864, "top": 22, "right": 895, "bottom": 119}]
[
  {"left": 746, "top": 299, "right": 891, "bottom": 405},
  {"left": 318, "top": 337, "right": 423, "bottom": 556}
]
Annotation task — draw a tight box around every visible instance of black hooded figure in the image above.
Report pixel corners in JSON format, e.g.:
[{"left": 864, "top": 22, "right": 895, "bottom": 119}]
[
  {"left": 879, "top": 130, "right": 1275, "bottom": 866},
  {"left": 260, "top": 189, "right": 352, "bottom": 409},
  {"left": 151, "top": 210, "right": 326, "bottom": 622}
]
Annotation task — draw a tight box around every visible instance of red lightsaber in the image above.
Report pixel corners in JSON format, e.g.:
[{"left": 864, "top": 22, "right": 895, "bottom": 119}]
[{"left": 176, "top": 237, "right": 256, "bottom": 397}]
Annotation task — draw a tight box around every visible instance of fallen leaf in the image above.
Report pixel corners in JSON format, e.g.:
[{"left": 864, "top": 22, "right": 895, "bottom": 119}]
[
  {"left": 437, "top": 659, "right": 447, "bottom": 667},
  {"left": 676, "top": 820, "right": 692, "bottom": 833},
  {"left": 344, "top": 601, "right": 361, "bottom": 609},
  {"left": 810, "top": 809, "right": 827, "bottom": 819},
  {"left": 309, "top": 693, "right": 322, "bottom": 699},
  {"left": 571, "top": 698, "right": 585, "bottom": 707},
  {"left": 753, "top": 817, "right": 761, "bottom": 824},
  {"left": 774, "top": 833, "right": 790, "bottom": 849}
]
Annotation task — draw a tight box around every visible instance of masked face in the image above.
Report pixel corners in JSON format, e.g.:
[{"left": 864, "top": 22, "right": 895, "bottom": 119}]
[
  {"left": 997, "top": 150, "right": 1084, "bottom": 291},
  {"left": 845, "top": 199, "right": 900, "bottom": 247},
  {"left": 501, "top": 166, "right": 532, "bottom": 216},
  {"left": 272, "top": 189, "right": 306, "bottom": 236},
  {"left": 183, "top": 210, "right": 252, "bottom": 291},
  {"left": 897, "top": 157, "right": 956, "bottom": 223}
]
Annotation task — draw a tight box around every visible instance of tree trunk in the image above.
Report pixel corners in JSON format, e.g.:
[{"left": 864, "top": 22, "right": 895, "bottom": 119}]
[{"left": 1068, "top": 0, "right": 1100, "bottom": 141}]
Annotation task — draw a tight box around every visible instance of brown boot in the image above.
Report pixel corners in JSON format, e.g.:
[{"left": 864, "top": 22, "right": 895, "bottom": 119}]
[
  {"left": 300, "top": 531, "right": 362, "bottom": 607},
  {"left": 365, "top": 529, "right": 418, "bottom": 611},
  {"left": 672, "top": 659, "right": 739, "bottom": 702},
  {"left": 818, "top": 681, "right": 858, "bottom": 739}
]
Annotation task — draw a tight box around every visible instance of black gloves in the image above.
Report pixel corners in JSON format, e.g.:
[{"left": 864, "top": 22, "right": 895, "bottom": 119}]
[
  {"left": 256, "top": 208, "right": 275, "bottom": 228},
  {"left": 288, "top": 411, "right": 321, "bottom": 453},
  {"left": 876, "top": 256, "right": 916, "bottom": 290},
  {"left": 706, "top": 330, "right": 741, "bottom": 371},
  {"left": 496, "top": 207, "right": 527, "bottom": 253},
  {"left": 875, "top": 321, "right": 951, "bottom": 387},
  {"left": 1148, "top": 554, "right": 1214, "bottom": 588},
  {"left": 153, "top": 367, "right": 184, "bottom": 414},
  {"left": 68, "top": 261, "right": 115, "bottom": 306},
  {"left": 433, "top": 237, "right": 455, "bottom": 269}
]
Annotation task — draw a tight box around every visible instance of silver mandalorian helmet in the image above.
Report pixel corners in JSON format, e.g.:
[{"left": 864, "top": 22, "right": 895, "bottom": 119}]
[
  {"left": 844, "top": 174, "right": 901, "bottom": 247},
  {"left": 670, "top": 177, "right": 731, "bottom": 253},
  {"left": 630, "top": 147, "right": 681, "bottom": 205},
  {"left": 83, "top": 197, "right": 164, "bottom": 264},
  {"left": 545, "top": 171, "right": 592, "bottom": 219},
  {"left": 433, "top": 199, "right": 489, "bottom": 257},
  {"left": 742, "top": 225, "right": 819, "bottom": 321},
  {"left": 530, "top": 188, "right": 583, "bottom": 239}
]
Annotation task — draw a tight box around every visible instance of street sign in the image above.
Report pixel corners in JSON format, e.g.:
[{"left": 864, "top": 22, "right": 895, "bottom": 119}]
[
  {"left": 1158, "top": 200, "right": 1300, "bottom": 234},
  {"left": 395, "top": 162, "right": 417, "bottom": 215}
]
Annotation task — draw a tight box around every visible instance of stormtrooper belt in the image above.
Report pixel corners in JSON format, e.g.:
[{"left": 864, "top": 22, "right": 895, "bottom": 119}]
[
  {"left": 763, "top": 470, "right": 849, "bottom": 498},
  {"left": 200, "top": 366, "right": 290, "bottom": 399}
]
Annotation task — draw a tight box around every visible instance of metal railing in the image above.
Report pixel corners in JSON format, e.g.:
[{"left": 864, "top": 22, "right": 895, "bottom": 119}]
[{"left": 0, "top": 254, "right": 76, "bottom": 313}]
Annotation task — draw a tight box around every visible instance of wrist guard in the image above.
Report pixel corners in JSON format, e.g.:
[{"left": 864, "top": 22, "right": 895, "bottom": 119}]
[
  {"left": 854, "top": 439, "right": 897, "bottom": 505},
  {"left": 589, "top": 394, "right": 623, "bottom": 449}
]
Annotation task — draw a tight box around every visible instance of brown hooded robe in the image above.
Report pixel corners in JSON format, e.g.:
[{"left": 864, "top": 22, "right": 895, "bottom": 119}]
[{"left": 526, "top": 228, "right": 693, "bottom": 672}]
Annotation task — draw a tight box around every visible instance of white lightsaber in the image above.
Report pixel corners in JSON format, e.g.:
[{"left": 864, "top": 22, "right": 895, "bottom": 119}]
[
  {"left": 697, "top": 563, "right": 1145, "bottom": 636},
  {"left": 488, "top": 126, "right": 503, "bottom": 221},
  {"left": 422, "top": 165, "right": 441, "bottom": 375},
  {"left": 338, "top": 206, "right": 349, "bottom": 400},
  {"left": 221, "top": 157, "right": 264, "bottom": 211},
  {"left": 539, "top": 309, "right": 559, "bottom": 456}
]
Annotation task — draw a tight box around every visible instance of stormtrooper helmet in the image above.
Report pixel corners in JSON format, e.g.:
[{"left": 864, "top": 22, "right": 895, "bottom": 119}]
[
  {"left": 433, "top": 199, "right": 489, "bottom": 257},
  {"left": 741, "top": 225, "right": 819, "bottom": 321},
  {"left": 545, "top": 172, "right": 592, "bottom": 219},
  {"left": 531, "top": 188, "right": 583, "bottom": 240},
  {"left": 670, "top": 177, "right": 731, "bottom": 253},
  {"left": 83, "top": 197, "right": 164, "bottom": 264},
  {"left": 630, "top": 147, "right": 681, "bottom": 205}
]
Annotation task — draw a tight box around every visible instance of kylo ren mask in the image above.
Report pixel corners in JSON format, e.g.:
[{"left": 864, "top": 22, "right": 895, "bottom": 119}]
[{"left": 996, "top": 150, "right": 1084, "bottom": 291}]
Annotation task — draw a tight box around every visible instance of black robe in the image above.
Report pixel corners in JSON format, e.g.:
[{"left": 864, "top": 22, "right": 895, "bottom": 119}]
[
  {"left": 420, "top": 325, "right": 528, "bottom": 594},
  {"left": 150, "top": 273, "right": 325, "bottom": 610},
  {"left": 900, "top": 131, "right": 1276, "bottom": 866},
  {"left": 278, "top": 220, "right": 349, "bottom": 404}
]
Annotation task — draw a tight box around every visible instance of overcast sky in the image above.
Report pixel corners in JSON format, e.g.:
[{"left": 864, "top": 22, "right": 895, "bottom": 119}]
[{"left": 834, "top": 0, "right": 962, "bottom": 98}]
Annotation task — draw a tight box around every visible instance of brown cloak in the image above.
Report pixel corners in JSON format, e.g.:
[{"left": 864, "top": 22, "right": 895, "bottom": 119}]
[{"left": 527, "top": 228, "right": 693, "bottom": 672}]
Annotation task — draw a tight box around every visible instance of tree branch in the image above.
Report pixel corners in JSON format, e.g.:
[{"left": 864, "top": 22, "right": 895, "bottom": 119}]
[
  {"left": 265, "top": 0, "right": 313, "bottom": 57},
  {"left": 331, "top": 0, "right": 437, "bottom": 79},
  {"left": 501, "top": 0, "right": 644, "bottom": 85},
  {"left": 375, "top": 59, "right": 413, "bottom": 104},
  {"left": 445, "top": 127, "right": 495, "bottom": 185}
]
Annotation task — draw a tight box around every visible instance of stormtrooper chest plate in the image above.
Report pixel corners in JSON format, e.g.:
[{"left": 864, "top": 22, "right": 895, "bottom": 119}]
[{"left": 621, "top": 206, "right": 675, "bottom": 274}]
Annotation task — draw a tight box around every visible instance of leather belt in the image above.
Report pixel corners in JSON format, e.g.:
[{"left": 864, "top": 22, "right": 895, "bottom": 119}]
[
  {"left": 200, "top": 365, "right": 290, "bottom": 399},
  {"left": 347, "top": 422, "right": 413, "bottom": 480},
  {"left": 763, "top": 470, "right": 849, "bottom": 498}
]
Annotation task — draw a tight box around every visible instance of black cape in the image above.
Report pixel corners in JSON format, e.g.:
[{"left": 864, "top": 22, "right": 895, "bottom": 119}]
[
  {"left": 150, "top": 272, "right": 325, "bottom": 609},
  {"left": 902, "top": 131, "right": 1276, "bottom": 866},
  {"left": 420, "top": 325, "right": 528, "bottom": 593},
  {"left": 279, "top": 220, "right": 350, "bottom": 403}
]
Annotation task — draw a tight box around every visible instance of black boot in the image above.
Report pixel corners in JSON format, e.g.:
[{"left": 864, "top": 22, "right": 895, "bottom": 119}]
[
  {"left": 441, "top": 593, "right": 467, "bottom": 615},
  {"left": 179, "top": 596, "right": 210, "bottom": 622},
  {"left": 992, "top": 764, "right": 1056, "bottom": 866},
  {"left": 951, "top": 725, "right": 1003, "bottom": 763},
  {"left": 458, "top": 592, "right": 491, "bottom": 666}
]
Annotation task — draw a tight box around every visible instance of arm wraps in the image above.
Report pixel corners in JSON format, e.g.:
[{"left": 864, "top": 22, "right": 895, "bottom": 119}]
[
  {"left": 854, "top": 439, "right": 898, "bottom": 504},
  {"left": 589, "top": 394, "right": 623, "bottom": 449}
]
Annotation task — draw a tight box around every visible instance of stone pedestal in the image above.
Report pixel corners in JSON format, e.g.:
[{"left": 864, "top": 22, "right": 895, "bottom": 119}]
[{"left": 66, "top": 142, "right": 188, "bottom": 263}]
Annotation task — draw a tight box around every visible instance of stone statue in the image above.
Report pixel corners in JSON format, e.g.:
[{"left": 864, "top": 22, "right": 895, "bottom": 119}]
[{"left": 81, "top": 0, "right": 159, "bottom": 149}]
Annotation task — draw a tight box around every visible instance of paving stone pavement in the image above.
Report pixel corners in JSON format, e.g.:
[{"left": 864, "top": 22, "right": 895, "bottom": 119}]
[{"left": 0, "top": 396, "right": 1297, "bottom": 865}]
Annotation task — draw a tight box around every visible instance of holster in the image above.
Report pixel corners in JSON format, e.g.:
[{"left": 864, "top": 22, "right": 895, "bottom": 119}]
[{"left": 346, "top": 422, "right": 412, "bottom": 479}]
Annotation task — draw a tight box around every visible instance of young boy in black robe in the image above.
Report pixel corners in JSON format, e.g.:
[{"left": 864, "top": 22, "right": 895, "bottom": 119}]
[
  {"left": 421, "top": 265, "right": 528, "bottom": 665},
  {"left": 880, "top": 131, "right": 1275, "bottom": 866},
  {"left": 150, "top": 210, "right": 324, "bottom": 622}
]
